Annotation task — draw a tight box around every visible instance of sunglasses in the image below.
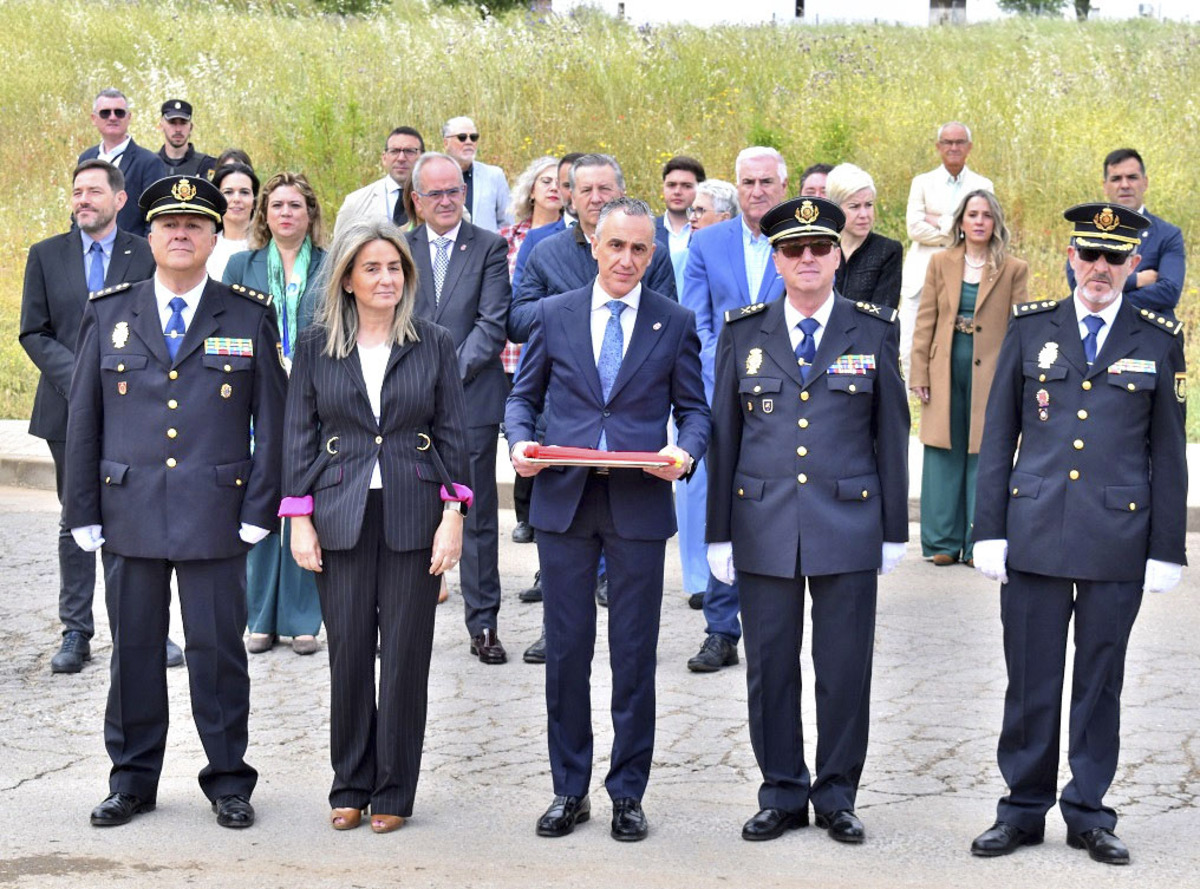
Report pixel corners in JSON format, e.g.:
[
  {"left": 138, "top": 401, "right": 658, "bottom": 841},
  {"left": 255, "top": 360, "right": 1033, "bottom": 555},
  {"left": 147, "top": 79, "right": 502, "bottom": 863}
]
[
  {"left": 452, "top": 133, "right": 480, "bottom": 143},
  {"left": 1076, "top": 247, "right": 1129, "bottom": 266},
  {"left": 97, "top": 108, "right": 128, "bottom": 119},
  {"left": 776, "top": 240, "right": 836, "bottom": 259}
]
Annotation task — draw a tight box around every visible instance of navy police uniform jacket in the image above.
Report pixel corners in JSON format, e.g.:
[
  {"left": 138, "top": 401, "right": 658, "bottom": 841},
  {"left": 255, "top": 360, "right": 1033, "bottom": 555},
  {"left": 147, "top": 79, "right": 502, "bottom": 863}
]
[
  {"left": 707, "top": 296, "right": 910, "bottom": 579},
  {"left": 974, "top": 297, "right": 1187, "bottom": 582},
  {"left": 64, "top": 278, "right": 287, "bottom": 561}
]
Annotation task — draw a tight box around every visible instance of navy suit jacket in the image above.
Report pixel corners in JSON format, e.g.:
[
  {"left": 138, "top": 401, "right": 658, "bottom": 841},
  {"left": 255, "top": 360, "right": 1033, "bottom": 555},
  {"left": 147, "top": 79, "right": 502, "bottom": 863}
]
[
  {"left": 77, "top": 139, "right": 168, "bottom": 237},
  {"left": 1065, "top": 209, "right": 1186, "bottom": 317},
  {"left": 505, "top": 284, "right": 709, "bottom": 540},
  {"left": 654, "top": 215, "right": 670, "bottom": 250}
]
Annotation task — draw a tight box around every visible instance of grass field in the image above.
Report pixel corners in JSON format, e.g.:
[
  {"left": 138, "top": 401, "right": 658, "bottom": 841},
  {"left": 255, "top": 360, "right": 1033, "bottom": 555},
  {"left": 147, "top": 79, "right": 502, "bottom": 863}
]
[{"left": 1, "top": 0, "right": 1196, "bottom": 431}]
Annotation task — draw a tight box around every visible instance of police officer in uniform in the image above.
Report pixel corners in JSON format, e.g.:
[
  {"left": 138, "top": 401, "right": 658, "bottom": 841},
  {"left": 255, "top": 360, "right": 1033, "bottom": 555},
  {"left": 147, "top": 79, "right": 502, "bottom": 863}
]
[
  {"left": 969, "top": 203, "right": 1186, "bottom": 865},
  {"left": 64, "top": 175, "right": 287, "bottom": 829},
  {"left": 706, "top": 197, "right": 910, "bottom": 844}
]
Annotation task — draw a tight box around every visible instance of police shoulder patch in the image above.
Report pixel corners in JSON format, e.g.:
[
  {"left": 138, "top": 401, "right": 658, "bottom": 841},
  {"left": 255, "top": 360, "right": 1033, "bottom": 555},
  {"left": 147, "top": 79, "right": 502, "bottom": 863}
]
[
  {"left": 228, "top": 283, "right": 274, "bottom": 307},
  {"left": 1137, "top": 308, "right": 1183, "bottom": 336},
  {"left": 725, "top": 302, "right": 767, "bottom": 324},
  {"left": 88, "top": 281, "right": 132, "bottom": 301},
  {"left": 853, "top": 300, "right": 897, "bottom": 323},
  {"left": 1012, "top": 299, "right": 1059, "bottom": 319}
]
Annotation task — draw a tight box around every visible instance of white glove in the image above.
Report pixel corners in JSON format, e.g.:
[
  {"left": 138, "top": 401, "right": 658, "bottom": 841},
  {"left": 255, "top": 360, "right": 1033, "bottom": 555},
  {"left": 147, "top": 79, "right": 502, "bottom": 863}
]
[
  {"left": 707, "top": 541, "right": 736, "bottom": 586},
  {"left": 973, "top": 538, "right": 1008, "bottom": 584},
  {"left": 239, "top": 523, "right": 271, "bottom": 545},
  {"left": 70, "top": 525, "right": 105, "bottom": 552},
  {"left": 1143, "top": 559, "right": 1182, "bottom": 594},
  {"left": 879, "top": 541, "right": 906, "bottom": 576}
]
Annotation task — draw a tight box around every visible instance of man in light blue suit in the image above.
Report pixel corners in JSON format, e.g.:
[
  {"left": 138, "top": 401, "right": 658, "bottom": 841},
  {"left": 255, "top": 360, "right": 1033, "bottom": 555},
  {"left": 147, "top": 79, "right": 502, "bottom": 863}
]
[{"left": 679, "top": 146, "right": 788, "bottom": 673}]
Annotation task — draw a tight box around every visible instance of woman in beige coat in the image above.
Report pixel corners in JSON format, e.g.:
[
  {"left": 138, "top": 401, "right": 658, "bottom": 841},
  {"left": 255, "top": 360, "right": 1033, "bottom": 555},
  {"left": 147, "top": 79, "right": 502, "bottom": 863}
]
[{"left": 910, "top": 190, "right": 1028, "bottom": 565}]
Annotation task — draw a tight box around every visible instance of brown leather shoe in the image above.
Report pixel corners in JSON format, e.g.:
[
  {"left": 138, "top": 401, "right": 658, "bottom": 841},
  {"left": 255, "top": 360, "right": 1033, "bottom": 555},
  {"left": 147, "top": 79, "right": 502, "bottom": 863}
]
[
  {"left": 371, "top": 814, "right": 405, "bottom": 833},
  {"left": 931, "top": 554, "right": 957, "bottom": 566},
  {"left": 470, "top": 628, "right": 508, "bottom": 664},
  {"left": 330, "top": 807, "right": 363, "bottom": 830}
]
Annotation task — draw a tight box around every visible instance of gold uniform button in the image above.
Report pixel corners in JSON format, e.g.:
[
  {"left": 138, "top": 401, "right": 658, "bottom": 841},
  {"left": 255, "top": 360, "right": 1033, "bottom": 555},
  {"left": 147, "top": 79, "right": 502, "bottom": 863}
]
[
  {"left": 166, "top": 457, "right": 177, "bottom": 468},
  {"left": 105, "top": 476, "right": 112, "bottom": 485},
  {"left": 1081, "top": 381, "right": 1092, "bottom": 391},
  {"left": 1127, "top": 383, "right": 1136, "bottom": 391},
  {"left": 798, "top": 418, "right": 809, "bottom": 428},
  {"left": 167, "top": 428, "right": 177, "bottom": 439},
  {"left": 753, "top": 385, "right": 762, "bottom": 393},
  {"left": 797, "top": 446, "right": 808, "bottom": 457},
  {"left": 797, "top": 473, "right": 808, "bottom": 484},
  {"left": 375, "top": 435, "right": 383, "bottom": 445},
  {"left": 1077, "top": 409, "right": 1088, "bottom": 420},
  {"left": 737, "top": 487, "right": 744, "bottom": 496},
  {"left": 1069, "top": 469, "right": 1080, "bottom": 480},
  {"left": 1073, "top": 439, "right": 1084, "bottom": 450},
  {"left": 167, "top": 399, "right": 178, "bottom": 409},
  {"left": 848, "top": 384, "right": 857, "bottom": 393},
  {"left": 1128, "top": 502, "right": 1137, "bottom": 511},
  {"left": 1038, "top": 374, "right": 1046, "bottom": 382},
  {"left": 1012, "top": 487, "right": 1019, "bottom": 496},
  {"left": 168, "top": 370, "right": 178, "bottom": 380},
  {"left": 116, "top": 363, "right": 125, "bottom": 372},
  {"left": 236, "top": 479, "right": 244, "bottom": 487},
  {"left": 800, "top": 391, "right": 810, "bottom": 401},
  {"left": 861, "top": 490, "right": 869, "bottom": 499},
  {"left": 224, "top": 363, "right": 232, "bottom": 373}
]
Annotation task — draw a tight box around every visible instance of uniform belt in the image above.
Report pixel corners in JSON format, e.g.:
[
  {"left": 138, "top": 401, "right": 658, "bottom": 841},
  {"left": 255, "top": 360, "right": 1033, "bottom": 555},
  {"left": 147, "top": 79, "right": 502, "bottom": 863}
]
[{"left": 954, "top": 315, "right": 975, "bottom": 335}]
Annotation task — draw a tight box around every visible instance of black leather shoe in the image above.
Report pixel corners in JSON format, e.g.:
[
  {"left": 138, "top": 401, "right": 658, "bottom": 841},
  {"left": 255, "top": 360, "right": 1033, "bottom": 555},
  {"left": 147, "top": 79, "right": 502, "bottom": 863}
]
[
  {"left": 595, "top": 575, "right": 608, "bottom": 608},
  {"left": 166, "top": 636, "right": 184, "bottom": 668},
  {"left": 536, "top": 794, "right": 590, "bottom": 837},
  {"left": 518, "top": 570, "right": 543, "bottom": 603},
  {"left": 51, "top": 631, "right": 91, "bottom": 674},
  {"left": 815, "top": 809, "right": 865, "bottom": 844},
  {"left": 523, "top": 631, "right": 546, "bottom": 664},
  {"left": 742, "top": 807, "right": 809, "bottom": 841},
  {"left": 687, "top": 592, "right": 705, "bottom": 610},
  {"left": 687, "top": 634, "right": 739, "bottom": 673},
  {"left": 512, "top": 521, "right": 535, "bottom": 544},
  {"left": 91, "top": 792, "right": 154, "bottom": 826},
  {"left": 970, "top": 821, "right": 1043, "bottom": 857},
  {"left": 470, "top": 628, "right": 508, "bottom": 664},
  {"left": 213, "top": 794, "right": 255, "bottom": 829},
  {"left": 610, "top": 797, "right": 648, "bottom": 842},
  {"left": 1067, "top": 827, "right": 1129, "bottom": 865}
]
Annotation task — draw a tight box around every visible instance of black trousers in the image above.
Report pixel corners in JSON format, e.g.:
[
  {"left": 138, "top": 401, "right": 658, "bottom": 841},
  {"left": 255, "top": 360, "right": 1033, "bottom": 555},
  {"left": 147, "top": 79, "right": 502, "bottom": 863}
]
[
  {"left": 102, "top": 551, "right": 256, "bottom": 802},
  {"left": 318, "top": 490, "right": 440, "bottom": 816},
  {"left": 461, "top": 424, "right": 501, "bottom": 636},
  {"left": 48, "top": 439, "right": 97, "bottom": 638}
]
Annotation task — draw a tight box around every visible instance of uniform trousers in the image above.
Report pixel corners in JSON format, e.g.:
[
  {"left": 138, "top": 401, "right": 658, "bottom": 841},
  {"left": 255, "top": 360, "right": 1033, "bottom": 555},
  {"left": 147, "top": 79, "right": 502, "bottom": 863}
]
[
  {"left": 246, "top": 520, "right": 321, "bottom": 637},
  {"left": 102, "top": 550, "right": 256, "bottom": 802},
  {"left": 539, "top": 473, "right": 666, "bottom": 802},
  {"left": 317, "top": 490, "right": 440, "bottom": 816},
  {"left": 996, "top": 569, "right": 1143, "bottom": 834},
  {"left": 740, "top": 566, "right": 877, "bottom": 815},
  {"left": 461, "top": 424, "right": 501, "bottom": 635},
  {"left": 48, "top": 439, "right": 97, "bottom": 638}
]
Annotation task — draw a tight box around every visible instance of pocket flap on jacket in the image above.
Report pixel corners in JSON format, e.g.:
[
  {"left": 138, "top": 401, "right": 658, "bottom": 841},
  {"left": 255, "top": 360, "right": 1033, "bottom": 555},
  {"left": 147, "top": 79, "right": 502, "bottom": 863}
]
[
  {"left": 1104, "top": 484, "right": 1151, "bottom": 512},
  {"left": 836, "top": 473, "right": 880, "bottom": 501},
  {"left": 215, "top": 460, "right": 253, "bottom": 488},
  {"left": 733, "top": 473, "right": 764, "bottom": 501},
  {"left": 1008, "top": 471, "right": 1043, "bottom": 499},
  {"left": 202, "top": 354, "right": 254, "bottom": 373},
  {"left": 826, "top": 375, "right": 874, "bottom": 394},
  {"left": 100, "top": 459, "right": 129, "bottom": 485},
  {"left": 739, "top": 377, "right": 783, "bottom": 395},
  {"left": 414, "top": 462, "right": 443, "bottom": 484},
  {"left": 314, "top": 464, "right": 343, "bottom": 491},
  {"left": 101, "top": 354, "right": 148, "bottom": 372},
  {"left": 1023, "top": 361, "right": 1067, "bottom": 382},
  {"left": 1106, "top": 372, "right": 1154, "bottom": 393}
]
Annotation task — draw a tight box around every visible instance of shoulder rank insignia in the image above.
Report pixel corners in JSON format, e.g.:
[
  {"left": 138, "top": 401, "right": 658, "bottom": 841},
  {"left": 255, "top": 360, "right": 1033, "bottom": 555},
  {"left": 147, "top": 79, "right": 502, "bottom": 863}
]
[
  {"left": 229, "top": 283, "right": 274, "bottom": 307},
  {"left": 853, "top": 301, "right": 897, "bottom": 323},
  {"left": 1138, "top": 308, "right": 1183, "bottom": 336},
  {"left": 725, "top": 302, "right": 767, "bottom": 324},
  {"left": 1013, "top": 299, "right": 1059, "bottom": 318},
  {"left": 89, "top": 281, "right": 132, "bottom": 301}
]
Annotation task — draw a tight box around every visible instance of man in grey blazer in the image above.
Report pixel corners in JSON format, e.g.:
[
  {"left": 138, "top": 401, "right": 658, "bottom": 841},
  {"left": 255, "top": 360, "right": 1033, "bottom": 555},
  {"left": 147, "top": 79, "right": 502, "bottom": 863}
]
[
  {"left": 406, "top": 152, "right": 511, "bottom": 663},
  {"left": 20, "top": 159, "right": 157, "bottom": 674},
  {"left": 442, "top": 116, "right": 512, "bottom": 233},
  {"left": 332, "top": 126, "right": 425, "bottom": 239}
]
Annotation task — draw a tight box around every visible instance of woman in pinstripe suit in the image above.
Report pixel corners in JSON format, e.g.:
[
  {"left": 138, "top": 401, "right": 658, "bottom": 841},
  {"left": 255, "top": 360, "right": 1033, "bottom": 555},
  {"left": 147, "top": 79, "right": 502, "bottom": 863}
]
[{"left": 282, "top": 220, "right": 470, "bottom": 833}]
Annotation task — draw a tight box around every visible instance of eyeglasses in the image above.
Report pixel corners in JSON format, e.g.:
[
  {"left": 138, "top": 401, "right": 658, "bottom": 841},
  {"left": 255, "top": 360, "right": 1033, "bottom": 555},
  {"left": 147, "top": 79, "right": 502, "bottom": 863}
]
[
  {"left": 1077, "top": 247, "right": 1129, "bottom": 266},
  {"left": 776, "top": 240, "right": 837, "bottom": 259},
  {"left": 384, "top": 147, "right": 421, "bottom": 158},
  {"left": 97, "top": 108, "right": 128, "bottom": 119},
  {"left": 452, "top": 133, "right": 480, "bottom": 143},
  {"left": 686, "top": 206, "right": 711, "bottom": 219},
  {"left": 415, "top": 186, "right": 466, "bottom": 201},
  {"left": 938, "top": 139, "right": 968, "bottom": 147}
]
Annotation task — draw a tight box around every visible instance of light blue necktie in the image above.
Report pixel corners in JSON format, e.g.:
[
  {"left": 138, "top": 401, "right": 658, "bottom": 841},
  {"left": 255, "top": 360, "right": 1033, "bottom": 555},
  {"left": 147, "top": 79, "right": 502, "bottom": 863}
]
[
  {"left": 433, "top": 236, "right": 451, "bottom": 304},
  {"left": 164, "top": 296, "right": 187, "bottom": 361},
  {"left": 795, "top": 317, "right": 820, "bottom": 383},
  {"left": 597, "top": 300, "right": 626, "bottom": 449},
  {"left": 87, "top": 242, "right": 105, "bottom": 293},
  {"left": 1083, "top": 315, "right": 1104, "bottom": 366}
]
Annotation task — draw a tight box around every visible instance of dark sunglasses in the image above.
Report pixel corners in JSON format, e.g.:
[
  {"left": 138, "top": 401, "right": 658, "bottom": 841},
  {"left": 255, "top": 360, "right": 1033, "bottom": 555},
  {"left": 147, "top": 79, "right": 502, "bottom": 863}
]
[
  {"left": 777, "top": 240, "right": 836, "bottom": 259},
  {"left": 1076, "top": 247, "right": 1129, "bottom": 266},
  {"left": 453, "top": 133, "right": 480, "bottom": 143},
  {"left": 97, "top": 108, "right": 128, "bottom": 119}
]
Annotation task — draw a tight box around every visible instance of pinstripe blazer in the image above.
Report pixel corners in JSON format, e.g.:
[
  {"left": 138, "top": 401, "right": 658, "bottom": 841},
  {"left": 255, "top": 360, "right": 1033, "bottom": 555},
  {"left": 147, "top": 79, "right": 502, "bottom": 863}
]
[{"left": 283, "top": 318, "right": 470, "bottom": 552}]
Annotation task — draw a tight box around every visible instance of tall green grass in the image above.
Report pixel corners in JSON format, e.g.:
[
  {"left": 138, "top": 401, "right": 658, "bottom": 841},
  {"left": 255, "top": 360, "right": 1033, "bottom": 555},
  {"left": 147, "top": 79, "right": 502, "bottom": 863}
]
[{"left": 1, "top": 1, "right": 1196, "bottom": 430}]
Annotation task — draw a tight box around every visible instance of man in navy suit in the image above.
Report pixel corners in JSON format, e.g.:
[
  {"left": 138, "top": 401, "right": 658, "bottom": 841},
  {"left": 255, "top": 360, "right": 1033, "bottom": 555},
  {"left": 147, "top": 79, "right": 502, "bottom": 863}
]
[
  {"left": 679, "top": 146, "right": 788, "bottom": 673},
  {"left": 77, "top": 89, "right": 167, "bottom": 237},
  {"left": 507, "top": 198, "right": 709, "bottom": 842},
  {"left": 1065, "top": 148, "right": 1185, "bottom": 318}
]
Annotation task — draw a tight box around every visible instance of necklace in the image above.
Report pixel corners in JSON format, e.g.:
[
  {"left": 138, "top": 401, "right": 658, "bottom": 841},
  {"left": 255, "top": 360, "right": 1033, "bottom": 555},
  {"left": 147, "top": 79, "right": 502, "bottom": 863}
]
[{"left": 964, "top": 253, "right": 987, "bottom": 269}]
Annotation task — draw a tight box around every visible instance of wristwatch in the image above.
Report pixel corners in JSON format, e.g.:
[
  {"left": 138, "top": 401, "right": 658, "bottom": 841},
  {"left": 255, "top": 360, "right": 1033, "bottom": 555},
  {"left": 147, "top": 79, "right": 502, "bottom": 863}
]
[{"left": 444, "top": 500, "right": 468, "bottom": 517}]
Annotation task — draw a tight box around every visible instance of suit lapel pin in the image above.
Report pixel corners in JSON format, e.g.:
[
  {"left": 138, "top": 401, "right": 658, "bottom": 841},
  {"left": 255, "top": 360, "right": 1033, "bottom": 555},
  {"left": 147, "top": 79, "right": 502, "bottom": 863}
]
[
  {"left": 221, "top": 383, "right": 233, "bottom": 399},
  {"left": 652, "top": 322, "right": 662, "bottom": 331}
]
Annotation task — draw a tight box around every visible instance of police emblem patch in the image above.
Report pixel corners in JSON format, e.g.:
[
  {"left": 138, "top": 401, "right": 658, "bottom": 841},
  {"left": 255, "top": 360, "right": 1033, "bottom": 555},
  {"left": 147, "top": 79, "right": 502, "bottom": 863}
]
[
  {"left": 172, "top": 178, "right": 197, "bottom": 202},
  {"left": 1176, "top": 372, "right": 1187, "bottom": 403},
  {"left": 112, "top": 321, "right": 129, "bottom": 349},
  {"left": 1093, "top": 206, "right": 1119, "bottom": 232},
  {"left": 746, "top": 347, "right": 763, "bottom": 375},
  {"left": 795, "top": 200, "right": 820, "bottom": 224},
  {"left": 1037, "top": 342, "right": 1059, "bottom": 370}
]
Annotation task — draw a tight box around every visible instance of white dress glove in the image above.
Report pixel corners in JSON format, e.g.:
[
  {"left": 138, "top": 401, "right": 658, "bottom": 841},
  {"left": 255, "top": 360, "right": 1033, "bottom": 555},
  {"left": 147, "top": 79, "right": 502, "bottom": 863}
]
[
  {"left": 879, "top": 541, "right": 906, "bottom": 576},
  {"left": 239, "top": 523, "right": 271, "bottom": 545},
  {"left": 1143, "top": 559, "right": 1182, "bottom": 594},
  {"left": 70, "top": 525, "right": 105, "bottom": 552},
  {"left": 972, "top": 538, "right": 1008, "bottom": 584},
  {"left": 707, "top": 541, "right": 736, "bottom": 586}
]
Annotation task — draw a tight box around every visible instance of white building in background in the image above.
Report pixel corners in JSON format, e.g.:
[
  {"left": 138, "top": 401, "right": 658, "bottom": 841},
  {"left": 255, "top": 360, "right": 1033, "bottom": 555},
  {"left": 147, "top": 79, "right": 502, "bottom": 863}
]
[{"left": 550, "top": 0, "right": 1194, "bottom": 26}]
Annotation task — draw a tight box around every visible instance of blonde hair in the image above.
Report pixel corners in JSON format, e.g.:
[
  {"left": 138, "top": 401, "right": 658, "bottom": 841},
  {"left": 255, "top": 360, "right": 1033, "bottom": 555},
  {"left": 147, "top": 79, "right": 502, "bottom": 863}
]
[
  {"left": 952, "top": 189, "right": 1011, "bottom": 268},
  {"left": 249, "top": 171, "right": 324, "bottom": 249},
  {"left": 825, "top": 163, "right": 876, "bottom": 207}
]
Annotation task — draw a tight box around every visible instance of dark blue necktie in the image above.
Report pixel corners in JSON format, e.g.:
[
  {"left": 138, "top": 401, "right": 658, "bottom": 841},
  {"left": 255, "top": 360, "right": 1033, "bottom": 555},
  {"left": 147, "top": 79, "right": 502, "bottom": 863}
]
[
  {"left": 597, "top": 299, "right": 626, "bottom": 448},
  {"left": 164, "top": 296, "right": 187, "bottom": 361},
  {"left": 87, "top": 242, "right": 105, "bottom": 293},
  {"left": 795, "top": 317, "right": 820, "bottom": 383},
  {"left": 1083, "top": 314, "right": 1104, "bottom": 365}
]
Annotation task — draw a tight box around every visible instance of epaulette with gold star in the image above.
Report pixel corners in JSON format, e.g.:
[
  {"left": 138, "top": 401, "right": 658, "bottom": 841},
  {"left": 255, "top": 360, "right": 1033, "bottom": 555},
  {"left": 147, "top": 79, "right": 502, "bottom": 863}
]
[
  {"left": 1012, "top": 299, "right": 1059, "bottom": 318},
  {"left": 1137, "top": 308, "right": 1183, "bottom": 336},
  {"left": 228, "top": 283, "right": 274, "bottom": 307},
  {"left": 725, "top": 302, "right": 767, "bottom": 324},
  {"left": 89, "top": 282, "right": 132, "bottom": 301},
  {"left": 853, "top": 300, "right": 897, "bottom": 323}
]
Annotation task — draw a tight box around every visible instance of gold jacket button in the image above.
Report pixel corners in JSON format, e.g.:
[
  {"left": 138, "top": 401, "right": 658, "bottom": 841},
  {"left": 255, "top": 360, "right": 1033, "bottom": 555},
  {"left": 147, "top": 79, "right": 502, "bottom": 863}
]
[
  {"left": 848, "top": 384, "right": 857, "bottom": 393},
  {"left": 800, "top": 391, "right": 810, "bottom": 401},
  {"left": 1012, "top": 487, "right": 1019, "bottom": 496},
  {"left": 753, "top": 385, "right": 762, "bottom": 393},
  {"left": 375, "top": 435, "right": 383, "bottom": 445},
  {"left": 861, "top": 490, "right": 869, "bottom": 499},
  {"left": 1128, "top": 502, "right": 1137, "bottom": 511},
  {"left": 1073, "top": 439, "right": 1084, "bottom": 450},
  {"left": 797, "top": 446, "right": 807, "bottom": 457},
  {"left": 798, "top": 418, "right": 809, "bottom": 428},
  {"left": 105, "top": 476, "right": 112, "bottom": 485},
  {"left": 797, "top": 473, "right": 808, "bottom": 484},
  {"left": 236, "top": 479, "right": 244, "bottom": 487},
  {"left": 169, "top": 370, "right": 178, "bottom": 380},
  {"left": 1077, "top": 409, "right": 1088, "bottom": 420},
  {"left": 1081, "top": 381, "right": 1092, "bottom": 391},
  {"left": 224, "top": 363, "right": 232, "bottom": 373},
  {"left": 167, "top": 399, "right": 178, "bottom": 409},
  {"left": 167, "top": 428, "right": 177, "bottom": 439},
  {"left": 116, "top": 363, "right": 125, "bottom": 372},
  {"left": 166, "top": 457, "right": 177, "bottom": 468},
  {"left": 1127, "top": 382, "right": 1136, "bottom": 391},
  {"left": 1069, "top": 469, "right": 1080, "bottom": 480},
  {"left": 1038, "top": 374, "right": 1046, "bottom": 382},
  {"left": 737, "top": 487, "right": 744, "bottom": 497}
]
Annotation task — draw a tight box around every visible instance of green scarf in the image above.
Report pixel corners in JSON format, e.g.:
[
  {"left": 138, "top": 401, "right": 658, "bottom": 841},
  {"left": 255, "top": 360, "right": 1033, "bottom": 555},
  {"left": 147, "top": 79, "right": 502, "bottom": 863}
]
[{"left": 267, "top": 236, "right": 312, "bottom": 357}]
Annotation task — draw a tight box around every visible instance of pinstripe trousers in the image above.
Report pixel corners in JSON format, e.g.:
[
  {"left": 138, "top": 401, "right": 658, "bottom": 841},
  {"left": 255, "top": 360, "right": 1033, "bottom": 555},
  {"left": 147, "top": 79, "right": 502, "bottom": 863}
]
[{"left": 317, "top": 490, "right": 440, "bottom": 816}]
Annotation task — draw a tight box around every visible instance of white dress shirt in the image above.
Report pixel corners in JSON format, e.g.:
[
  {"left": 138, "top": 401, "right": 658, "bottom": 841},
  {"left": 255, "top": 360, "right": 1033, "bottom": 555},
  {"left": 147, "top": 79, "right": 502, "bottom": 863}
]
[
  {"left": 425, "top": 220, "right": 463, "bottom": 266},
  {"left": 357, "top": 340, "right": 390, "bottom": 489},
  {"left": 784, "top": 291, "right": 836, "bottom": 355},
  {"left": 98, "top": 135, "right": 132, "bottom": 166},
  {"left": 154, "top": 276, "right": 206, "bottom": 333},
  {"left": 1072, "top": 293, "right": 1122, "bottom": 357},
  {"left": 590, "top": 280, "right": 641, "bottom": 364}
]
